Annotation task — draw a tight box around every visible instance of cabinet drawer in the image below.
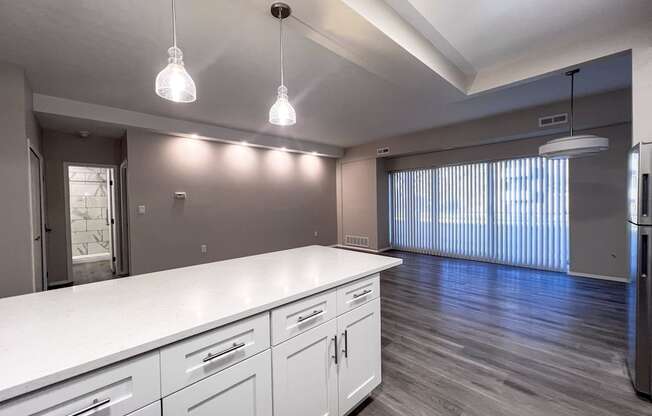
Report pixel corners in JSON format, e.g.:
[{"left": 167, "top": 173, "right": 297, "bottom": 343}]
[
  {"left": 0, "top": 351, "right": 160, "bottom": 416},
  {"left": 162, "top": 350, "right": 272, "bottom": 416},
  {"left": 129, "top": 401, "right": 161, "bottom": 416},
  {"left": 271, "top": 289, "right": 337, "bottom": 345},
  {"left": 336, "top": 274, "right": 380, "bottom": 315},
  {"left": 160, "top": 312, "right": 270, "bottom": 396}
]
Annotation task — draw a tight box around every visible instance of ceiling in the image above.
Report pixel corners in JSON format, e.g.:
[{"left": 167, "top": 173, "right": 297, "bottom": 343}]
[
  {"left": 389, "top": 0, "right": 652, "bottom": 72},
  {"left": 0, "top": 0, "right": 643, "bottom": 148}
]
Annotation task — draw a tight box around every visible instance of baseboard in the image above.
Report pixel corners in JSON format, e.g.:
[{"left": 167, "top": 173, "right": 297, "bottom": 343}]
[
  {"left": 567, "top": 270, "right": 628, "bottom": 283},
  {"left": 333, "top": 244, "right": 390, "bottom": 254}
]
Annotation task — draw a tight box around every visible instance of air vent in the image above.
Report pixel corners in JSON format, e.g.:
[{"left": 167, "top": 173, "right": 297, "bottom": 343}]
[
  {"left": 377, "top": 147, "right": 390, "bottom": 156},
  {"left": 539, "top": 113, "right": 568, "bottom": 128},
  {"left": 345, "top": 235, "right": 370, "bottom": 248}
]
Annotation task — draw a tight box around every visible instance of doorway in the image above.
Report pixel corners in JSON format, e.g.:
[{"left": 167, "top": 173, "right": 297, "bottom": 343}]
[
  {"left": 28, "top": 143, "right": 46, "bottom": 292},
  {"left": 64, "top": 164, "right": 121, "bottom": 285}
]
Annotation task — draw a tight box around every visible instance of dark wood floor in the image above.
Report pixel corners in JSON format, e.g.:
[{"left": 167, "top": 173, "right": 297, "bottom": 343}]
[{"left": 354, "top": 250, "right": 652, "bottom": 416}]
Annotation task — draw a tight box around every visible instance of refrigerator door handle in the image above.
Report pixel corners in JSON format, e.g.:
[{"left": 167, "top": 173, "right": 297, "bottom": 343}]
[
  {"left": 642, "top": 234, "right": 648, "bottom": 279},
  {"left": 642, "top": 174, "right": 650, "bottom": 218}
]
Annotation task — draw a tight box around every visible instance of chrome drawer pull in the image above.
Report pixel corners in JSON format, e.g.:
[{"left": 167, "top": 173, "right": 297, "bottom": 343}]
[
  {"left": 203, "top": 342, "right": 246, "bottom": 362},
  {"left": 297, "top": 309, "right": 324, "bottom": 323},
  {"left": 352, "top": 289, "right": 373, "bottom": 299},
  {"left": 68, "top": 397, "right": 111, "bottom": 416}
]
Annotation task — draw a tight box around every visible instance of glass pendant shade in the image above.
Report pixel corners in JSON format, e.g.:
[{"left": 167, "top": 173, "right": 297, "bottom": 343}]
[
  {"left": 155, "top": 47, "right": 196, "bottom": 103},
  {"left": 269, "top": 85, "right": 296, "bottom": 126}
]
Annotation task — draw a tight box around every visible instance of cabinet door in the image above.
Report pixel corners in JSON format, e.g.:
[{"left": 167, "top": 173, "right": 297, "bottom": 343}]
[
  {"left": 337, "top": 298, "right": 381, "bottom": 416},
  {"left": 128, "top": 401, "right": 161, "bottom": 416},
  {"left": 162, "top": 351, "right": 272, "bottom": 416},
  {"left": 272, "top": 319, "right": 338, "bottom": 416}
]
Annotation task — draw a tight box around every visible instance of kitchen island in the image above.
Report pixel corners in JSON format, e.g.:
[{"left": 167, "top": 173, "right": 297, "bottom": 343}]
[{"left": 0, "top": 245, "right": 401, "bottom": 415}]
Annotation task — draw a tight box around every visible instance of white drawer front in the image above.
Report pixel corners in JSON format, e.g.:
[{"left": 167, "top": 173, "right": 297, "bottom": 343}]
[
  {"left": 0, "top": 352, "right": 160, "bottom": 416},
  {"left": 162, "top": 350, "right": 272, "bottom": 416},
  {"left": 160, "top": 312, "right": 270, "bottom": 396},
  {"left": 271, "top": 289, "right": 336, "bottom": 345},
  {"left": 128, "top": 401, "right": 161, "bottom": 416},
  {"left": 336, "top": 274, "right": 380, "bottom": 315}
]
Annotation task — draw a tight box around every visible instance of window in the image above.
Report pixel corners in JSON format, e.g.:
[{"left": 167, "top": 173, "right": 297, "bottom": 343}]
[{"left": 389, "top": 157, "right": 569, "bottom": 271}]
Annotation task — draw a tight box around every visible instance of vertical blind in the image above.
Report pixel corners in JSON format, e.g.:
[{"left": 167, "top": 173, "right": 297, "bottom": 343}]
[{"left": 389, "top": 157, "right": 569, "bottom": 272}]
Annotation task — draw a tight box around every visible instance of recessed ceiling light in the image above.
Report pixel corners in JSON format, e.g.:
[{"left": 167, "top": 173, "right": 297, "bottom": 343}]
[
  {"left": 241, "top": 141, "right": 249, "bottom": 146},
  {"left": 311, "top": 151, "right": 318, "bottom": 155},
  {"left": 190, "top": 133, "right": 199, "bottom": 139},
  {"left": 280, "top": 147, "right": 287, "bottom": 151}
]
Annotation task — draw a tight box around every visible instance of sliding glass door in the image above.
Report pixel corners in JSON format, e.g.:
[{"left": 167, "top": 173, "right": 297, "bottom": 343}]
[{"left": 389, "top": 157, "right": 569, "bottom": 272}]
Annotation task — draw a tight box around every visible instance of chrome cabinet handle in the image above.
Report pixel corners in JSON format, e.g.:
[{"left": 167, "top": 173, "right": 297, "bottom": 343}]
[
  {"left": 297, "top": 309, "right": 324, "bottom": 323},
  {"left": 332, "top": 334, "right": 338, "bottom": 364},
  {"left": 342, "top": 330, "right": 348, "bottom": 358},
  {"left": 352, "top": 289, "right": 372, "bottom": 299},
  {"left": 68, "top": 398, "right": 111, "bottom": 416},
  {"left": 203, "top": 342, "right": 246, "bottom": 363}
]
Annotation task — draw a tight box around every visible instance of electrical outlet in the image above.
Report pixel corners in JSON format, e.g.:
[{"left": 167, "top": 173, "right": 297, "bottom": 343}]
[
  {"left": 314, "top": 231, "right": 319, "bottom": 237},
  {"left": 201, "top": 244, "right": 207, "bottom": 254}
]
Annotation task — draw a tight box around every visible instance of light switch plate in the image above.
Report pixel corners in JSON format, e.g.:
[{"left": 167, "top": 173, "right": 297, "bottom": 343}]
[{"left": 137, "top": 205, "right": 146, "bottom": 215}]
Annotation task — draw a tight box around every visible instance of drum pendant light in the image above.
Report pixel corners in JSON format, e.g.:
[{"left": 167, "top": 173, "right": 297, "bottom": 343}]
[
  {"left": 155, "top": 0, "right": 197, "bottom": 103},
  {"left": 269, "top": 2, "right": 296, "bottom": 126},
  {"left": 539, "top": 69, "right": 609, "bottom": 159}
]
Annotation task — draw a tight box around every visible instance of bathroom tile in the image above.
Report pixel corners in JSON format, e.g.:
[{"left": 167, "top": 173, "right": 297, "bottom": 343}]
[
  {"left": 70, "top": 183, "right": 100, "bottom": 197},
  {"left": 87, "top": 242, "right": 110, "bottom": 255},
  {"left": 71, "top": 220, "right": 86, "bottom": 232},
  {"left": 85, "top": 196, "right": 107, "bottom": 208},
  {"left": 70, "top": 196, "right": 85, "bottom": 208},
  {"left": 71, "top": 231, "right": 101, "bottom": 244},
  {"left": 72, "top": 243, "right": 87, "bottom": 256},
  {"left": 86, "top": 219, "right": 108, "bottom": 231}
]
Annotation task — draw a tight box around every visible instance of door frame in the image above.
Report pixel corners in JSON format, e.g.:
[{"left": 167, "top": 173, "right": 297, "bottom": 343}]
[
  {"left": 27, "top": 139, "right": 47, "bottom": 292},
  {"left": 63, "top": 162, "right": 120, "bottom": 283}
]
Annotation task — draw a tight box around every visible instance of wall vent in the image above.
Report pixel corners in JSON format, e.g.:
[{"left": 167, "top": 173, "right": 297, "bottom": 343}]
[
  {"left": 377, "top": 147, "right": 390, "bottom": 156},
  {"left": 538, "top": 113, "right": 568, "bottom": 128},
  {"left": 345, "top": 235, "right": 370, "bottom": 248}
]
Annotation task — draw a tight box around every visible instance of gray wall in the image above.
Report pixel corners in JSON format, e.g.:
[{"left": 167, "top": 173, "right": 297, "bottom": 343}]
[
  {"left": 126, "top": 129, "right": 337, "bottom": 275},
  {"left": 385, "top": 124, "right": 630, "bottom": 279},
  {"left": 0, "top": 62, "right": 41, "bottom": 297},
  {"left": 339, "top": 90, "right": 631, "bottom": 279},
  {"left": 42, "top": 130, "right": 123, "bottom": 282}
]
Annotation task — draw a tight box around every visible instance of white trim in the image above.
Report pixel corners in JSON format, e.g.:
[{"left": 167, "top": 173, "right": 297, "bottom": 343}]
[
  {"left": 333, "top": 244, "right": 391, "bottom": 254},
  {"left": 73, "top": 253, "right": 112, "bottom": 264},
  {"left": 64, "top": 162, "right": 119, "bottom": 282},
  {"left": 567, "top": 270, "right": 628, "bottom": 283},
  {"left": 27, "top": 139, "right": 47, "bottom": 292}
]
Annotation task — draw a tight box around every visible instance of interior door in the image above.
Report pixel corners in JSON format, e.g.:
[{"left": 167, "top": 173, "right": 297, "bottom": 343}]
[
  {"left": 29, "top": 149, "right": 44, "bottom": 292},
  {"left": 272, "top": 319, "right": 338, "bottom": 416},
  {"left": 107, "top": 168, "right": 117, "bottom": 274},
  {"left": 337, "top": 298, "right": 382, "bottom": 415}
]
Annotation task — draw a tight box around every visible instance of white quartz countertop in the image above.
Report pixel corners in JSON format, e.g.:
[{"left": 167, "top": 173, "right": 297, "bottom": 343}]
[{"left": 0, "top": 245, "right": 401, "bottom": 402}]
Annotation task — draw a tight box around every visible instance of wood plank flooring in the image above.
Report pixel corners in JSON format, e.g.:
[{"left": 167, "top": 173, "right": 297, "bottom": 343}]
[{"left": 353, "top": 250, "right": 652, "bottom": 416}]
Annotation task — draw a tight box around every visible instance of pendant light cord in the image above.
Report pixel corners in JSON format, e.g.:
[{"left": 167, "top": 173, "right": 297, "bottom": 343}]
[
  {"left": 566, "top": 68, "right": 579, "bottom": 137},
  {"left": 570, "top": 71, "right": 574, "bottom": 136},
  {"left": 171, "top": 0, "right": 178, "bottom": 58},
  {"left": 279, "top": 11, "right": 284, "bottom": 87}
]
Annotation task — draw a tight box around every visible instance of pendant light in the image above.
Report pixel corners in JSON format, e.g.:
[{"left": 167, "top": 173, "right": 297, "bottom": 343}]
[
  {"left": 269, "top": 2, "right": 296, "bottom": 126},
  {"left": 155, "top": 0, "right": 196, "bottom": 103},
  {"left": 539, "top": 69, "right": 608, "bottom": 159}
]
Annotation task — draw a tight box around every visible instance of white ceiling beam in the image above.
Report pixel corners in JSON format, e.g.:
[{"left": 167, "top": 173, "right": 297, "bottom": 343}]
[
  {"left": 33, "top": 94, "right": 344, "bottom": 158},
  {"left": 338, "top": 0, "right": 471, "bottom": 94}
]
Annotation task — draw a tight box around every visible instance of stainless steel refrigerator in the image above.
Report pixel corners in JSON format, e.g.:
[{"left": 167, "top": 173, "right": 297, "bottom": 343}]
[{"left": 628, "top": 142, "right": 652, "bottom": 397}]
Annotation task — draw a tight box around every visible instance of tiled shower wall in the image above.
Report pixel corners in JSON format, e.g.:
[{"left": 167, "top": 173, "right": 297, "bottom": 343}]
[{"left": 69, "top": 166, "right": 111, "bottom": 259}]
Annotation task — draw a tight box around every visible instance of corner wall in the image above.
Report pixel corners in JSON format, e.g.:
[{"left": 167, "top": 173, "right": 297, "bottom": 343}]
[
  {"left": 126, "top": 129, "right": 338, "bottom": 275},
  {"left": 0, "top": 62, "right": 41, "bottom": 297}
]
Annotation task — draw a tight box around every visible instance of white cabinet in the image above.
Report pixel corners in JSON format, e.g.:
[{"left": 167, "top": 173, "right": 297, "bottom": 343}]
[
  {"left": 336, "top": 274, "right": 379, "bottom": 315},
  {"left": 272, "top": 319, "right": 339, "bottom": 416},
  {"left": 337, "top": 298, "right": 382, "bottom": 415},
  {"left": 271, "top": 289, "right": 337, "bottom": 345},
  {"left": 129, "top": 402, "right": 161, "bottom": 416},
  {"left": 162, "top": 350, "right": 272, "bottom": 416},
  {"left": 160, "top": 312, "right": 270, "bottom": 396},
  {"left": 0, "top": 352, "right": 160, "bottom": 416}
]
